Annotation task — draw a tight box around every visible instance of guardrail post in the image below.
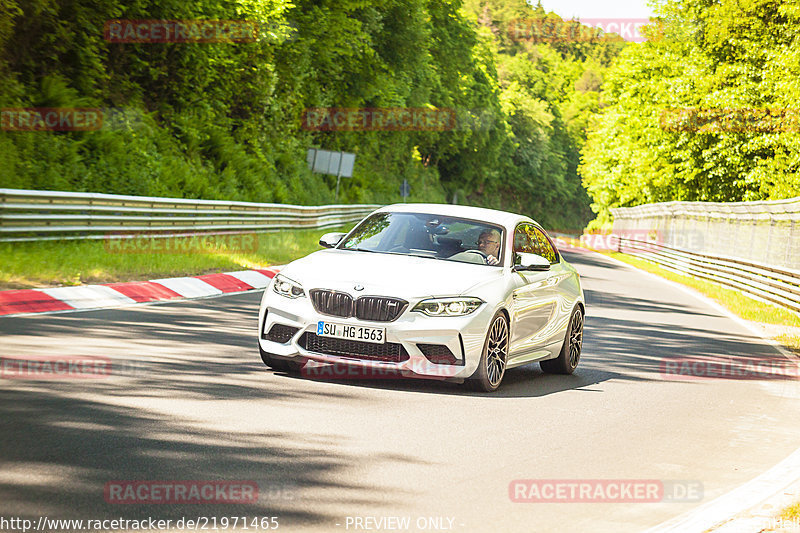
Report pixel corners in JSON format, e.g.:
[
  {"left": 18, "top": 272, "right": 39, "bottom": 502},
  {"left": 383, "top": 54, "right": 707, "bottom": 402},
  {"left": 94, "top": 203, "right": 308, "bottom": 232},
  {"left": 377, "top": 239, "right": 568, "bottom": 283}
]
[
  {"left": 766, "top": 217, "right": 775, "bottom": 265},
  {"left": 748, "top": 219, "right": 757, "bottom": 262}
]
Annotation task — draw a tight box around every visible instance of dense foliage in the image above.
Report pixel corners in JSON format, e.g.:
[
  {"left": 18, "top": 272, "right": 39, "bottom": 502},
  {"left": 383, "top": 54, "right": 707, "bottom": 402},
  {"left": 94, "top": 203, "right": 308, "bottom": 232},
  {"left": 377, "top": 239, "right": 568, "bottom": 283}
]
[
  {"left": 580, "top": 0, "right": 800, "bottom": 227},
  {"left": 0, "top": 0, "right": 622, "bottom": 230}
]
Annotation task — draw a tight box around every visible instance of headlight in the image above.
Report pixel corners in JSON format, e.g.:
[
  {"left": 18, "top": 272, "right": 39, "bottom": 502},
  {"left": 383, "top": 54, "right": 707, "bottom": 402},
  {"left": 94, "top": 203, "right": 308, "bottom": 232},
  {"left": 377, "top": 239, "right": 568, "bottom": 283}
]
[
  {"left": 412, "top": 297, "right": 483, "bottom": 317},
  {"left": 272, "top": 274, "right": 305, "bottom": 299}
]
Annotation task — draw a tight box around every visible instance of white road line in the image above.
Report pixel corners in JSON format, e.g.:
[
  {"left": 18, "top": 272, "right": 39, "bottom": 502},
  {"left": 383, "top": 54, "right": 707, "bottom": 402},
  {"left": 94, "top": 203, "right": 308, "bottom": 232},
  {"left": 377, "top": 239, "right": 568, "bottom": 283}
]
[
  {"left": 574, "top": 249, "right": 800, "bottom": 533},
  {"left": 644, "top": 448, "right": 800, "bottom": 533}
]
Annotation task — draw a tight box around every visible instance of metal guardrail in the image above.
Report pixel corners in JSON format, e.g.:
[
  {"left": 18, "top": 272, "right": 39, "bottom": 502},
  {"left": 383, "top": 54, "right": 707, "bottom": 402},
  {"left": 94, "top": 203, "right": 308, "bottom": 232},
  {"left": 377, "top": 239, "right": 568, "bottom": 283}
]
[
  {"left": 611, "top": 197, "right": 800, "bottom": 221},
  {"left": 0, "top": 189, "right": 381, "bottom": 242},
  {"left": 618, "top": 237, "right": 800, "bottom": 314},
  {"left": 610, "top": 197, "right": 800, "bottom": 271}
]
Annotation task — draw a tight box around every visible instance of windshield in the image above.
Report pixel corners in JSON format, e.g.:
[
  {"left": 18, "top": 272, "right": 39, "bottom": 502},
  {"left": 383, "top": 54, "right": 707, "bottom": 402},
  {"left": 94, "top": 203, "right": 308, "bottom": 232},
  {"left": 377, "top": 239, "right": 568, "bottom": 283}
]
[{"left": 338, "top": 212, "right": 504, "bottom": 266}]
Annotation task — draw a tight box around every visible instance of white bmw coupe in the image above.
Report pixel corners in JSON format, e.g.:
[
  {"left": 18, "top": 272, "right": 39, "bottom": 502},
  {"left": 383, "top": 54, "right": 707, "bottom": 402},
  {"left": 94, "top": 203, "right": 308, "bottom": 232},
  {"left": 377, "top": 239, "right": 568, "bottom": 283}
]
[{"left": 258, "top": 203, "right": 585, "bottom": 391}]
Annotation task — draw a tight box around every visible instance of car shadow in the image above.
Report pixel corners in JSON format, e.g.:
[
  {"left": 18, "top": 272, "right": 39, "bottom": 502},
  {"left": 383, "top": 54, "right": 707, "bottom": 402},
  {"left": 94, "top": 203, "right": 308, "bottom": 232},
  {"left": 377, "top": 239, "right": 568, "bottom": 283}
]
[
  {"left": 583, "top": 288, "right": 720, "bottom": 317},
  {"left": 274, "top": 360, "right": 629, "bottom": 399},
  {"left": 0, "top": 292, "right": 412, "bottom": 527}
]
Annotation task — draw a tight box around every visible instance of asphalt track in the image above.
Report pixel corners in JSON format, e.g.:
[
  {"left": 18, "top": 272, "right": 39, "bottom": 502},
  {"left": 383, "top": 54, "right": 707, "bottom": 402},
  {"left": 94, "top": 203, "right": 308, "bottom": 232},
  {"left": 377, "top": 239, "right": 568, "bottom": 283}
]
[{"left": 1, "top": 250, "right": 799, "bottom": 532}]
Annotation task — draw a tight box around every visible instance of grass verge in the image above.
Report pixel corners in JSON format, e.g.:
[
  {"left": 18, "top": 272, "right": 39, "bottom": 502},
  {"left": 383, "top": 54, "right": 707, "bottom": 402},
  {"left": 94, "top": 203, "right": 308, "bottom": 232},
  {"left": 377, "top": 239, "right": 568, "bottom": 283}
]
[
  {"left": 764, "top": 501, "right": 800, "bottom": 532},
  {"left": 781, "top": 501, "right": 800, "bottom": 520},
  {"left": 782, "top": 501, "right": 800, "bottom": 518},
  {"left": 0, "top": 226, "right": 353, "bottom": 290}
]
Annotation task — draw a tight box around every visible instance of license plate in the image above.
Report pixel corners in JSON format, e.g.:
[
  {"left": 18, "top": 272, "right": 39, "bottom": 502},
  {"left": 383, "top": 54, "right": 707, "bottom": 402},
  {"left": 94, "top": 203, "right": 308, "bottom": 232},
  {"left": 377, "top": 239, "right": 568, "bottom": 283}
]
[{"left": 316, "top": 321, "right": 386, "bottom": 344}]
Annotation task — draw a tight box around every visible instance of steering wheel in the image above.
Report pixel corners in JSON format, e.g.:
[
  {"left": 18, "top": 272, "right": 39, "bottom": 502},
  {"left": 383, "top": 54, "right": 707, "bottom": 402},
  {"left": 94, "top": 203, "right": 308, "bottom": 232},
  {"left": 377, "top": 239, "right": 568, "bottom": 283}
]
[{"left": 463, "top": 249, "right": 490, "bottom": 263}]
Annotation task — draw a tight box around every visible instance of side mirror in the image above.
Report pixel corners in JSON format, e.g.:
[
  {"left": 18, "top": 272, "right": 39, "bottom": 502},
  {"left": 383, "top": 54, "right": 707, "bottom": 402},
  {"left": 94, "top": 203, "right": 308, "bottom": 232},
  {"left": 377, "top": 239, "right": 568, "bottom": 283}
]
[
  {"left": 513, "top": 252, "right": 551, "bottom": 272},
  {"left": 319, "top": 232, "right": 346, "bottom": 248}
]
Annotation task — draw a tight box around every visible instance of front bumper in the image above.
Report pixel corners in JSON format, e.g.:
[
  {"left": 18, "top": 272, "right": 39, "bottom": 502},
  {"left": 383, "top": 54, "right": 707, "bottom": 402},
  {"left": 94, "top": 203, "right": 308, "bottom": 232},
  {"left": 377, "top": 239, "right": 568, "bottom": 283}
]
[{"left": 258, "top": 289, "right": 495, "bottom": 380}]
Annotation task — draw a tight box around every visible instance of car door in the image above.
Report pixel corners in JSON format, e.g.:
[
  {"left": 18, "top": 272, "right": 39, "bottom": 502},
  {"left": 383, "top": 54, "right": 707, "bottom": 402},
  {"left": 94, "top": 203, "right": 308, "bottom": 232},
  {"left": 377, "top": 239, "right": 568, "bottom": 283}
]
[
  {"left": 508, "top": 223, "right": 558, "bottom": 357},
  {"left": 530, "top": 226, "right": 572, "bottom": 347}
]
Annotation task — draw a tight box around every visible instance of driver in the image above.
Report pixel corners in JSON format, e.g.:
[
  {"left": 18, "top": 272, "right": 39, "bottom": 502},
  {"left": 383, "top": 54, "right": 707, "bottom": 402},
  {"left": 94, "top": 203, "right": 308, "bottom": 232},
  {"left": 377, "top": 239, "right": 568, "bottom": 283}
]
[{"left": 477, "top": 229, "right": 501, "bottom": 265}]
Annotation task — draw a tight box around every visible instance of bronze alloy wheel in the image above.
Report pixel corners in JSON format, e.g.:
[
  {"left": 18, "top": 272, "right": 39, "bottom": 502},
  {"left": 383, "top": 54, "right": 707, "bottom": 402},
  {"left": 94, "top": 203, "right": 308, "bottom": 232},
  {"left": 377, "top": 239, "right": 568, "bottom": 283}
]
[
  {"left": 541, "top": 306, "right": 583, "bottom": 375},
  {"left": 567, "top": 308, "right": 583, "bottom": 369},
  {"left": 469, "top": 312, "right": 509, "bottom": 392}
]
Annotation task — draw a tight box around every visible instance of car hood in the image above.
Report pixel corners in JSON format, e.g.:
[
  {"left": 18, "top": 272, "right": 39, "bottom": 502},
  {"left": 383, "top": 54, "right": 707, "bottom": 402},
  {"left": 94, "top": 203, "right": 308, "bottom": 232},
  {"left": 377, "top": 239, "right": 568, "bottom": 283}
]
[{"left": 280, "top": 249, "right": 502, "bottom": 298}]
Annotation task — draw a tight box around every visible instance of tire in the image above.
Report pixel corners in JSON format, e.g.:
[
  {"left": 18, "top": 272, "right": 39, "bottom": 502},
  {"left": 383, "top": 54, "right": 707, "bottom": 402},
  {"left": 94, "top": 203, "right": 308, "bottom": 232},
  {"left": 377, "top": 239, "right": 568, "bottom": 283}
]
[
  {"left": 468, "top": 311, "right": 509, "bottom": 392},
  {"left": 540, "top": 306, "right": 583, "bottom": 375},
  {"left": 259, "top": 343, "right": 303, "bottom": 373}
]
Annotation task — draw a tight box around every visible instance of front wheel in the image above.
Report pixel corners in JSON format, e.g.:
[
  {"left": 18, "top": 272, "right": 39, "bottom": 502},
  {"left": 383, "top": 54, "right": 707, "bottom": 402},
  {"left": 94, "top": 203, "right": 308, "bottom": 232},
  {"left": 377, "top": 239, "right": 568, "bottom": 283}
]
[
  {"left": 259, "top": 343, "right": 303, "bottom": 373},
  {"left": 468, "top": 311, "right": 509, "bottom": 392},
  {"left": 540, "top": 306, "right": 583, "bottom": 375}
]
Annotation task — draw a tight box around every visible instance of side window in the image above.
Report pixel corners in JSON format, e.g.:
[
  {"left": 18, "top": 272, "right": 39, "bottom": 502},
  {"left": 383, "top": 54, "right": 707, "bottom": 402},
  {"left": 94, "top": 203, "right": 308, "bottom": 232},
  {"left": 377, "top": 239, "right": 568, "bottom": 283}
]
[
  {"left": 513, "top": 224, "right": 536, "bottom": 264},
  {"left": 533, "top": 227, "right": 558, "bottom": 263}
]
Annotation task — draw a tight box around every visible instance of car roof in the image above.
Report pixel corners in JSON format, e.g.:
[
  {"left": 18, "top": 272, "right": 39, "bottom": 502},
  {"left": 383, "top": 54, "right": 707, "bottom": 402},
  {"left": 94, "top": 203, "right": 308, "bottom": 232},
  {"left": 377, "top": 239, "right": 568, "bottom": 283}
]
[{"left": 375, "top": 203, "right": 537, "bottom": 231}]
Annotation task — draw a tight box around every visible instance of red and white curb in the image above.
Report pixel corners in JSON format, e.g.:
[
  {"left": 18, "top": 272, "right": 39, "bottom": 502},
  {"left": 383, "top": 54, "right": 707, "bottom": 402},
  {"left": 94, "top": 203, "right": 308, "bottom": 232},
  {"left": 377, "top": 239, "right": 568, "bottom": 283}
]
[{"left": 0, "top": 268, "right": 281, "bottom": 317}]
